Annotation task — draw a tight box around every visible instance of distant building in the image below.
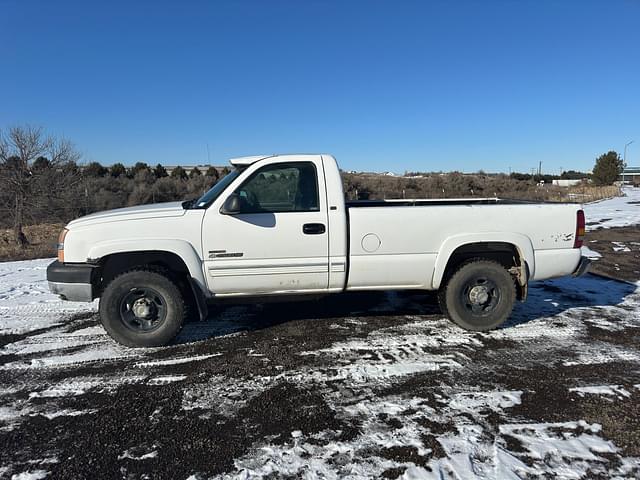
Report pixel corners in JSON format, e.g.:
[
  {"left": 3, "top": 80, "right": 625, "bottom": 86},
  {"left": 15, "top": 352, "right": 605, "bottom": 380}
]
[
  {"left": 620, "top": 166, "right": 640, "bottom": 184},
  {"left": 552, "top": 179, "right": 583, "bottom": 187}
]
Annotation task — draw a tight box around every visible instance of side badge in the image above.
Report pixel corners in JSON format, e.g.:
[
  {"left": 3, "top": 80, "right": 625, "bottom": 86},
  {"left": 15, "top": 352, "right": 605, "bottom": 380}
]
[{"left": 209, "top": 250, "right": 243, "bottom": 259}]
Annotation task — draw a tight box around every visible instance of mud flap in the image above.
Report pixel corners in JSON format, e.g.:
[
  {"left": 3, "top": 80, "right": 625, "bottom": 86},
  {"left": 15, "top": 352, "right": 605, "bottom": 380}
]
[
  {"left": 509, "top": 258, "right": 529, "bottom": 302},
  {"left": 188, "top": 277, "right": 209, "bottom": 321}
]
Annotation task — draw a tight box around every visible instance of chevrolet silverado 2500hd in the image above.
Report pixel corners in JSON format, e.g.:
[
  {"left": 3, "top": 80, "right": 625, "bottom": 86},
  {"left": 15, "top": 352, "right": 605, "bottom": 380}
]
[{"left": 47, "top": 154, "right": 590, "bottom": 347}]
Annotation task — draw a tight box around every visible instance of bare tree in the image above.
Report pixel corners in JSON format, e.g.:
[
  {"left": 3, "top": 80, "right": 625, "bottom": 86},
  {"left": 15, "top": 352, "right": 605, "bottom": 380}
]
[{"left": 0, "top": 126, "right": 81, "bottom": 246}]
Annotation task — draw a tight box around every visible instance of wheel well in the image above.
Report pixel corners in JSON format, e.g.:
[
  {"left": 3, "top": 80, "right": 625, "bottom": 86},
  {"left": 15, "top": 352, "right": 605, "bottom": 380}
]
[
  {"left": 96, "top": 251, "right": 191, "bottom": 295},
  {"left": 441, "top": 242, "right": 528, "bottom": 299}
]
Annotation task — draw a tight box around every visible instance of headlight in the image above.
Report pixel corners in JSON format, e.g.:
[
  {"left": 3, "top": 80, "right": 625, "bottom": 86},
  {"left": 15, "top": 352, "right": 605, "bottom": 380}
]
[{"left": 57, "top": 228, "right": 68, "bottom": 263}]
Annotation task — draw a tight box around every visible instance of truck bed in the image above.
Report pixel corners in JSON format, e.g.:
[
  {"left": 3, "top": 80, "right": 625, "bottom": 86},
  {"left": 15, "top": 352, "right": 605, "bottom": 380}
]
[{"left": 344, "top": 199, "right": 581, "bottom": 290}]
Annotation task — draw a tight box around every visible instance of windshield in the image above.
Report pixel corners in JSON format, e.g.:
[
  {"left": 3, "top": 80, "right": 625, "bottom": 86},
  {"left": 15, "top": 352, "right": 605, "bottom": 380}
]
[{"left": 193, "top": 168, "right": 243, "bottom": 208}]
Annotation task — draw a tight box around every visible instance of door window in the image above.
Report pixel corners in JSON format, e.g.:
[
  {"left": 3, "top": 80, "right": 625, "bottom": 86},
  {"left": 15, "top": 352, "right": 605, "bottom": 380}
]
[{"left": 234, "top": 162, "right": 319, "bottom": 213}]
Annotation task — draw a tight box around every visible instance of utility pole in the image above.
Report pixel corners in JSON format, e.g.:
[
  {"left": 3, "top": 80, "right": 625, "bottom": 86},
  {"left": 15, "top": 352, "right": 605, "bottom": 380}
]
[{"left": 538, "top": 161, "right": 542, "bottom": 176}]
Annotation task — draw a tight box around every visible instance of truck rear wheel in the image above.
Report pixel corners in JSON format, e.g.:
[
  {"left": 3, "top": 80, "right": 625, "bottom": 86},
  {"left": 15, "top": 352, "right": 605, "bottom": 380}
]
[
  {"left": 99, "top": 269, "right": 185, "bottom": 347},
  {"left": 438, "top": 259, "right": 516, "bottom": 331}
]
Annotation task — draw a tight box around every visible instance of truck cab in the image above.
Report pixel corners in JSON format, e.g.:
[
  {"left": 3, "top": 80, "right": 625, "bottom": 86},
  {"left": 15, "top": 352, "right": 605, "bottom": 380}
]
[{"left": 198, "top": 154, "right": 348, "bottom": 295}]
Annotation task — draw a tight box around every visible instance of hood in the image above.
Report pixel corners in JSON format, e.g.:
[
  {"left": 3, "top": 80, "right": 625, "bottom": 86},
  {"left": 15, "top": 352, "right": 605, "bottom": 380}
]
[{"left": 67, "top": 201, "right": 187, "bottom": 229}]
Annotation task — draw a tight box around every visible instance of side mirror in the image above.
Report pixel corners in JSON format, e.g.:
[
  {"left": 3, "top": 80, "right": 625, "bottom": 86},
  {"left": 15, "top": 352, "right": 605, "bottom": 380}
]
[{"left": 220, "top": 193, "right": 241, "bottom": 215}]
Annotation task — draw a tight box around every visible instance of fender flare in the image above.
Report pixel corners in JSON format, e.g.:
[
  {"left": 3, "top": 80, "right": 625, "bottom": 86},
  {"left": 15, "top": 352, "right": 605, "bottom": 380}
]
[
  {"left": 430, "top": 232, "right": 535, "bottom": 290},
  {"left": 88, "top": 239, "right": 208, "bottom": 296}
]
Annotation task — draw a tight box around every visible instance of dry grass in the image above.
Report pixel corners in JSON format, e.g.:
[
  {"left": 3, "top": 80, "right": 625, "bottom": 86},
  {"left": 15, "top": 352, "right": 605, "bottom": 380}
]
[
  {"left": 545, "top": 185, "right": 621, "bottom": 203},
  {"left": 0, "top": 224, "right": 63, "bottom": 262},
  {"left": 342, "top": 172, "right": 622, "bottom": 204}
]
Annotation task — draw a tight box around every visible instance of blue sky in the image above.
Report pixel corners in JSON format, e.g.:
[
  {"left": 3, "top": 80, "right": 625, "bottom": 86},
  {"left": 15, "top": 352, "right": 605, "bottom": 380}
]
[{"left": 1, "top": 0, "right": 639, "bottom": 173}]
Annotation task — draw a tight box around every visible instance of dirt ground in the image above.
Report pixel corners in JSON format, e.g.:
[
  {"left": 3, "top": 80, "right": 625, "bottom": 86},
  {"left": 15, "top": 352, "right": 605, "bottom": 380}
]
[
  {"left": 1, "top": 228, "right": 639, "bottom": 478},
  {"left": 586, "top": 225, "right": 640, "bottom": 283}
]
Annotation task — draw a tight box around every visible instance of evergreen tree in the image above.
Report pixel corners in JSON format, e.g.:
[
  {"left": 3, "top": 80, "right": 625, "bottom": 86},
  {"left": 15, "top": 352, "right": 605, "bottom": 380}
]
[
  {"left": 129, "top": 161, "right": 150, "bottom": 178},
  {"left": 205, "top": 166, "right": 219, "bottom": 180},
  {"left": 153, "top": 163, "right": 168, "bottom": 178},
  {"left": 170, "top": 165, "right": 187, "bottom": 180},
  {"left": 84, "top": 161, "right": 108, "bottom": 177},
  {"left": 110, "top": 163, "right": 126, "bottom": 177},
  {"left": 32, "top": 156, "right": 51, "bottom": 170},
  {"left": 592, "top": 151, "right": 624, "bottom": 186}
]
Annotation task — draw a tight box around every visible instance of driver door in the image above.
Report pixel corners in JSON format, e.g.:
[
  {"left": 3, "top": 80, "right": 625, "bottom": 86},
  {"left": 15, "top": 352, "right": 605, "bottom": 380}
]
[{"left": 202, "top": 159, "right": 329, "bottom": 295}]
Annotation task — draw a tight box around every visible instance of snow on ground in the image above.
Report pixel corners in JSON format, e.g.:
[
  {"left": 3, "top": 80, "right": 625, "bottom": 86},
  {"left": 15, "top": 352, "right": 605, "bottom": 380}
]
[
  {"left": 0, "top": 259, "right": 135, "bottom": 371},
  {"left": 1, "top": 258, "right": 639, "bottom": 479},
  {"left": 0, "top": 258, "right": 96, "bottom": 335},
  {"left": 583, "top": 186, "right": 640, "bottom": 230}
]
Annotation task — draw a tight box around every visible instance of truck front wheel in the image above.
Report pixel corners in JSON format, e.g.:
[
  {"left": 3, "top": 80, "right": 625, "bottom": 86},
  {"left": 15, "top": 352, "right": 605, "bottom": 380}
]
[
  {"left": 438, "top": 259, "right": 516, "bottom": 331},
  {"left": 99, "top": 269, "right": 185, "bottom": 347}
]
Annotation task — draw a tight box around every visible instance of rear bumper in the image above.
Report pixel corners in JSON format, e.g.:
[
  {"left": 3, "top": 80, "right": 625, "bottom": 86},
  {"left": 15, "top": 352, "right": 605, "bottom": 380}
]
[
  {"left": 572, "top": 256, "right": 591, "bottom": 277},
  {"left": 46, "top": 260, "right": 97, "bottom": 302}
]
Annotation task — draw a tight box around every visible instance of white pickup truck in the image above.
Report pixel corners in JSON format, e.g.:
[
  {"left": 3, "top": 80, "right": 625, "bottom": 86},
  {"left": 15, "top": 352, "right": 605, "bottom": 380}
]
[{"left": 47, "top": 154, "right": 589, "bottom": 347}]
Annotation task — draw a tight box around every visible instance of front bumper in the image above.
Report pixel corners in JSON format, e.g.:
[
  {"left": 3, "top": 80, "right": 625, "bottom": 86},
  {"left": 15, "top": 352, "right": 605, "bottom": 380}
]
[
  {"left": 572, "top": 256, "right": 591, "bottom": 277},
  {"left": 47, "top": 260, "right": 98, "bottom": 302}
]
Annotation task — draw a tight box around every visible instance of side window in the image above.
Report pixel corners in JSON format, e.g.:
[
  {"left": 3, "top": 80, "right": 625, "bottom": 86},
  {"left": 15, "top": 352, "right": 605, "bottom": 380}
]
[{"left": 234, "top": 162, "right": 319, "bottom": 214}]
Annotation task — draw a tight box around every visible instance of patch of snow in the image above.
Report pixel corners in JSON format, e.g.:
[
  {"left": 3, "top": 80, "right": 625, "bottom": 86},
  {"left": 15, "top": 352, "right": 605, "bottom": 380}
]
[
  {"left": 328, "top": 323, "right": 349, "bottom": 330},
  {"left": 583, "top": 187, "right": 640, "bottom": 230},
  {"left": 417, "top": 421, "right": 624, "bottom": 480},
  {"left": 3, "top": 346, "right": 134, "bottom": 370},
  {"left": 146, "top": 375, "right": 187, "bottom": 385},
  {"left": 0, "top": 406, "right": 31, "bottom": 422},
  {"left": 3, "top": 334, "right": 105, "bottom": 356},
  {"left": 612, "top": 241, "right": 631, "bottom": 252},
  {"left": 569, "top": 384, "right": 631, "bottom": 398},
  {"left": 449, "top": 390, "right": 523, "bottom": 411},
  {"left": 563, "top": 349, "right": 640, "bottom": 366},
  {"left": 182, "top": 374, "right": 277, "bottom": 416},
  {"left": 117, "top": 448, "right": 158, "bottom": 461},
  {"left": 41, "top": 409, "right": 97, "bottom": 420},
  {"left": 134, "top": 353, "right": 220, "bottom": 368},
  {"left": 10, "top": 470, "right": 49, "bottom": 480},
  {"left": 0, "top": 258, "right": 97, "bottom": 335},
  {"left": 296, "top": 319, "right": 475, "bottom": 382},
  {"left": 29, "top": 382, "right": 94, "bottom": 398},
  {"left": 499, "top": 420, "right": 616, "bottom": 465}
]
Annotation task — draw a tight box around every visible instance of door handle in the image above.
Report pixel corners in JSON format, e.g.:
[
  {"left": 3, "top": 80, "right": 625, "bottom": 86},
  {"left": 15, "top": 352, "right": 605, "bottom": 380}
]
[{"left": 303, "top": 223, "right": 326, "bottom": 235}]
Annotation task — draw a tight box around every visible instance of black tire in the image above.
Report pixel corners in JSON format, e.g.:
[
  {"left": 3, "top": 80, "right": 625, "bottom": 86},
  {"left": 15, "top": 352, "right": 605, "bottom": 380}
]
[
  {"left": 99, "top": 269, "right": 185, "bottom": 347},
  {"left": 438, "top": 259, "right": 516, "bottom": 331}
]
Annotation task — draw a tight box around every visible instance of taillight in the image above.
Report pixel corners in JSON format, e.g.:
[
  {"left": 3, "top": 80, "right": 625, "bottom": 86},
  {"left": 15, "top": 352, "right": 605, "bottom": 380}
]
[
  {"left": 57, "top": 229, "right": 68, "bottom": 262},
  {"left": 574, "top": 210, "right": 585, "bottom": 248}
]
